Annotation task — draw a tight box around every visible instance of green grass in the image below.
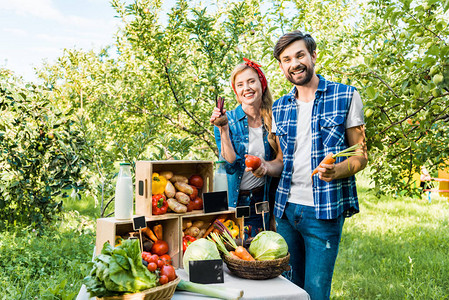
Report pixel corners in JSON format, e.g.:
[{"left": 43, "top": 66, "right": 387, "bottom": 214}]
[
  {"left": 332, "top": 172, "right": 449, "bottom": 299},
  {"left": 0, "top": 174, "right": 448, "bottom": 299}
]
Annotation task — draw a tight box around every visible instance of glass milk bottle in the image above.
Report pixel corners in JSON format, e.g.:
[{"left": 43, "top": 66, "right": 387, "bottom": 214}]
[
  {"left": 115, "top": 163, "right": 133, "bottom": 220},
  {"left": 213, "top": 160, "right": 228, "bottom": 192}
]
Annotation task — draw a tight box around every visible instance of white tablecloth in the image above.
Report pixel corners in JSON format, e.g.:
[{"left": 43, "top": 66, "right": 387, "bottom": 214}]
[{"left": 77, "top": 266, "right": 309, "bottom": 300}]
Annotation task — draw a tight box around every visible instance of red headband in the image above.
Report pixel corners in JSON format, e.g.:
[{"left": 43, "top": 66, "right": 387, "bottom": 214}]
[{"left": 232, "top": 58, "right": 267, "bottom": 95}]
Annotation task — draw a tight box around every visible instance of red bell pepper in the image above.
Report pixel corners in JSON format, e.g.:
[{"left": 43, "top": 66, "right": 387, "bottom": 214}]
[
  {"left": 152, "top": 194, "right": 168, "bottom": 215},
  {"left": 183, "top": 235, "right": 197, "bottom": 253}
]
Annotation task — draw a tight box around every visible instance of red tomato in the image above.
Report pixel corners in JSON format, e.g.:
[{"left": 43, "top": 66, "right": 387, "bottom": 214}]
[
  {"left": 160, "top": 254, "right": 172, "bottom": 265},
  {"left": 186, "top": 200, "right": 196, "bottom": 212},
  {"left": 160, "top": 265, "right": 177, "bottom": 282},
  {"left": 149, "top": 254, "right": 159, "bottom": 264},
  {"left": 245, "top": 155, "right": 261, "bottom": 170},
  {"left": 157, "top": 258, "right": 165, "bottom": 269},
  {"left": 192, "top": 197, "right": 203, "bottom": 210},
  {"left": 189, "top": 186, "right": 198, "bottom": 200},
  {"left": 189, "top": 175, "right": 204, "bottom": 188},
  {"left": 147, "top": 262, "right": 157, "bottom": 272},
  {"left": 159, "top": 275, "right": 169, "bottom": 285},
  {"left": 151, "top": 240, "right": 169, "bottom": 256}
]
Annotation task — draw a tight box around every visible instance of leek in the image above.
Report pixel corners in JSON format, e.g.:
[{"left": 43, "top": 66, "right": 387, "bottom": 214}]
[{"left": 177, "top": 279, "right": 244, "bottom": 300}]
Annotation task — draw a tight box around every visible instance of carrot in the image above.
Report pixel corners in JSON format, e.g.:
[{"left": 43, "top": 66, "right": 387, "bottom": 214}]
[
  {"left": 311, "top": 143, "right": 363, "bottom": 180},
  {"left": 229, "top": 251, "right": 241, "bottom": 260},
  {"left": 235, "top": 246, "right": 255, "bottom": 261},
  {"left": 142, "top": 227, "right": 158, "bottom": 242}
]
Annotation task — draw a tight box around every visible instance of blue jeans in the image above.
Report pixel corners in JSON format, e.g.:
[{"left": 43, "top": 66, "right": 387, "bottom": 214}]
[{"left": 276, "top": 202, "right": 344, "bottom": 300}]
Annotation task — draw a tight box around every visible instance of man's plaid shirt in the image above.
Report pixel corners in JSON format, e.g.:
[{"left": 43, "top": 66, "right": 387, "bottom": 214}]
[{"left": 272, "top": 75, "right": 360, "bottom": 219}]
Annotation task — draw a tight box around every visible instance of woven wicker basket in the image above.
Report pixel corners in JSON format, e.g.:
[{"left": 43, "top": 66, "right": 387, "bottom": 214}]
[
  {"left": 223, "top": 253, "right": 291, "bottom": 280},
  {"left": 96, "top": 277, "right": 181, "bottom": 300}
]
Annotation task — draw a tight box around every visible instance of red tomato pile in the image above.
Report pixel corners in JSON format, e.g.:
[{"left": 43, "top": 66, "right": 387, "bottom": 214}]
[{"left": 141, "top": 251, "right": 176, "bottom": 285}]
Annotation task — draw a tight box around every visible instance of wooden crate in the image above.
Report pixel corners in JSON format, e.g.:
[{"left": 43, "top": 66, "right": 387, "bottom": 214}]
[
  {"left": 179, "top": 209, "right": 240, "bottom": 268},
  {"left": 135, "top": 160, "right": 214, "bottom": 217},
  {"left": 95, "top": 216, "right": 181, "bottom": 268}
]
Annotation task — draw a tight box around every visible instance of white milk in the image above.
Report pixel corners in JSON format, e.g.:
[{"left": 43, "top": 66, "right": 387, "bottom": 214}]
[{"left": 115, "top": 175, "right": 133, "bottom": 220}]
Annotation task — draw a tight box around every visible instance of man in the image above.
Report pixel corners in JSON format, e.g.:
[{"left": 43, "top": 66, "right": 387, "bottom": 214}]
[{"left": 253, "top": 30, "right": 368, "bottom": 299}]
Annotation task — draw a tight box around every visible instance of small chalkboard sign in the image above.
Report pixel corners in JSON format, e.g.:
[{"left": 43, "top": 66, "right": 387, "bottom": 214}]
[
  {"left": 255, "top": 201, "right": 269, "bottom": 231},
  {"left": 235, "top": 206, "right": 250, "bottom": 218},
  {"left": 133, "top": 216, "right": 146, "bottom": 253},
  {"left": 189, "top": 259, "right": 224, "bottom": 284},
  {"left": 203, "top": 191, "right": 228, "bottom": 213},
  {"left": 132, "top": 216, "right": 147, "bottom": 231},
  {"left": 255, "top": 201, "right": 269, "bottom": 214}
]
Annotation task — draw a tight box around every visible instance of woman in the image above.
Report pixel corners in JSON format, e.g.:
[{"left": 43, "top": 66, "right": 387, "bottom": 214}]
[{"left": 210, "top": 58, "right": 279, "bottom": 237}]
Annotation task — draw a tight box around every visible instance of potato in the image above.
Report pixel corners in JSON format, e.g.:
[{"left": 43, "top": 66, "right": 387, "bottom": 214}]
[
  {"left": 165, "top": 181, "right": 176, "bottom": 198},
  {"left": 192, "top": 220, "right": 205, "bottom": 228},
  {"left": 174, "top": 182, "right": 193, "bottom": 195},
  {"left": 183, "top": 219, "right": 192, "bottom": 230},
  {"left": 175, "top": 192, "right": 191, "bottom": 205},
  {"left": 196, "top": 228, "right": 207, "bottom": 239},
  {"left": 167, "top": 198, "right": 187, "bottom": 213},
  {"left": 160, "top": 171, "right": 173, "bottom": 180},
  {"left": 184, "top": 226, "right": 200, "bottom": 237},
  {"left": 170, "top": 175, "right": 188, "bottom": 184}
]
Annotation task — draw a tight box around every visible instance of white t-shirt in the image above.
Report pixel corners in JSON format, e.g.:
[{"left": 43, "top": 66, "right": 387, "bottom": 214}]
[
  {"left": 240, "top": 126, "right": 265, "bottom": 190},
  {"left": 272, "top": 90, "right": 364, "bottom": 206}
]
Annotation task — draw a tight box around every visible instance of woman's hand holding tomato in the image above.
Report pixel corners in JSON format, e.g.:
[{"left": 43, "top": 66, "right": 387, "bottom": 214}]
[{"left": 245, "top": 154, "right": 267, "bottom": 178}]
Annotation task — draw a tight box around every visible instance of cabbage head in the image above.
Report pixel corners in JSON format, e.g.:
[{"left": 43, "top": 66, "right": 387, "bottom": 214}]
[
  {"left": 249, "top": 231, "right": 288, "bottom": 260},
  {"left": 183, "top": 238, "right": 221, "bottom": 274}
]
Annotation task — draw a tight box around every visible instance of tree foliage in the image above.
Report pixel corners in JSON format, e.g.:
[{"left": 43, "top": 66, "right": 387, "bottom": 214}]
[{"left": 0, "top": 70, "right": 90, "bottom": 230}]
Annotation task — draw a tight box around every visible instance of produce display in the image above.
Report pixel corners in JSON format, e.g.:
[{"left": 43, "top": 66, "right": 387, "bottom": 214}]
[{"left": 152, "top": 172, "right": 204, "bottom": 214}]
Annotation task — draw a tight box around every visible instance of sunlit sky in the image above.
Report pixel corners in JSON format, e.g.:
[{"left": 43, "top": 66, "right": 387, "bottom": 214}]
[{"left": 0, "top": 0, "right": 175, "bottom": 82}]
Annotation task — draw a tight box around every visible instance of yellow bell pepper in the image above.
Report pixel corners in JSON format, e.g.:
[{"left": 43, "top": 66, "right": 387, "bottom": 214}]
[
  {"left": 224, "top": 220, "right": 239, "bottom": 239},
  {"left": 152, "top": 173, "right": 167, "bottom": 195}
]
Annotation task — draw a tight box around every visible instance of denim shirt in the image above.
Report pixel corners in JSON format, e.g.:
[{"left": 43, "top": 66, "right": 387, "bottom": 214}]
[
  {"left": 214, "top": 104, "right": 274, "bottom": 207},
  {"left": 272, "top": 75, "right": 359, "bottom": 219}
]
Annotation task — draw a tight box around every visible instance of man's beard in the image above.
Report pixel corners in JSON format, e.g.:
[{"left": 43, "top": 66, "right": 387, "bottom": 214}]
[{"left": 286, "top": 63, "right": 314, "bottom": 86}]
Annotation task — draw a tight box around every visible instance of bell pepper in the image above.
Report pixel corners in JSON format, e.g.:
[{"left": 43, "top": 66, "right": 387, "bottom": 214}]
[
  {"left": 152, "top": 194, "right": 168, "bottom": 215},
  {"left": 152, "top": 172, "right": 167, "bottom": 195},
  {"left": 223, "top": 220, "right": 239, "bottom": 239},
  {"left": 183, "top": 235, "right": 197, "bottom": 253}
]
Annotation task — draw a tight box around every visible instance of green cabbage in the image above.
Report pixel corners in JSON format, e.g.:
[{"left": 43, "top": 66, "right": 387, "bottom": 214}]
[
  {"left": 248, "top": 231, "right": 288, "bottom": 260},
  {"left": 183, "top": 238, "right": 221, "bottom": 274}
]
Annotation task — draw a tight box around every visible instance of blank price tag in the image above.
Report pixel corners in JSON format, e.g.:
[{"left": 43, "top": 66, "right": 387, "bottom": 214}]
[
  {"left": 255, "top": 201, "right": 269, "bottom": 214},
  {"left": 189, "top": 259, "right": 224, "bottom": 284},
  {"left": 132, "top": 216, "right": 146, "bottom": 231},
  {"left": 235, "top": 206, "right": 250, "bottom": 218},
  {"left": 203, "top": 191, "right": 228, "bottom": 213}
]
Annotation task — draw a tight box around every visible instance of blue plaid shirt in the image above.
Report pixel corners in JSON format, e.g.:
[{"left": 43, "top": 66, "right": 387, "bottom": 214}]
[{"left": 273, "top": 75, "right": 359, "bottom": 219}]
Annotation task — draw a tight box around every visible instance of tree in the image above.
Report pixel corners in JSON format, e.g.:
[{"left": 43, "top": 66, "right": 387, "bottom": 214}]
[{"left": 0, "top": 69, "right": 90, "bottom": 230}]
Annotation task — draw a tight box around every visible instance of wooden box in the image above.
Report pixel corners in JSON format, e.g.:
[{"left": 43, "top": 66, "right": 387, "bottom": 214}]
[
  {"left": 179, "top": 209, "right": 240, "bottom": 268},
  {"left": 135, "top": 160, "right": 214, "bottom": 217},
  {"left": 95, "top": 216, "right": 181, "bottom": 268}
]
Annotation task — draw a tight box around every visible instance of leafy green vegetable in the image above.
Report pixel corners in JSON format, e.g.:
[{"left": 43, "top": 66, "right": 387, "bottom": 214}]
[
  {"left": 83, "top": 239, "right": 157, "bottom": 297},
  {"left": 248, "top": 231, "right": 288, "bottom": 261},
  {"left": 182, "top": 238, "right": 221, "bottom": 275}
]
